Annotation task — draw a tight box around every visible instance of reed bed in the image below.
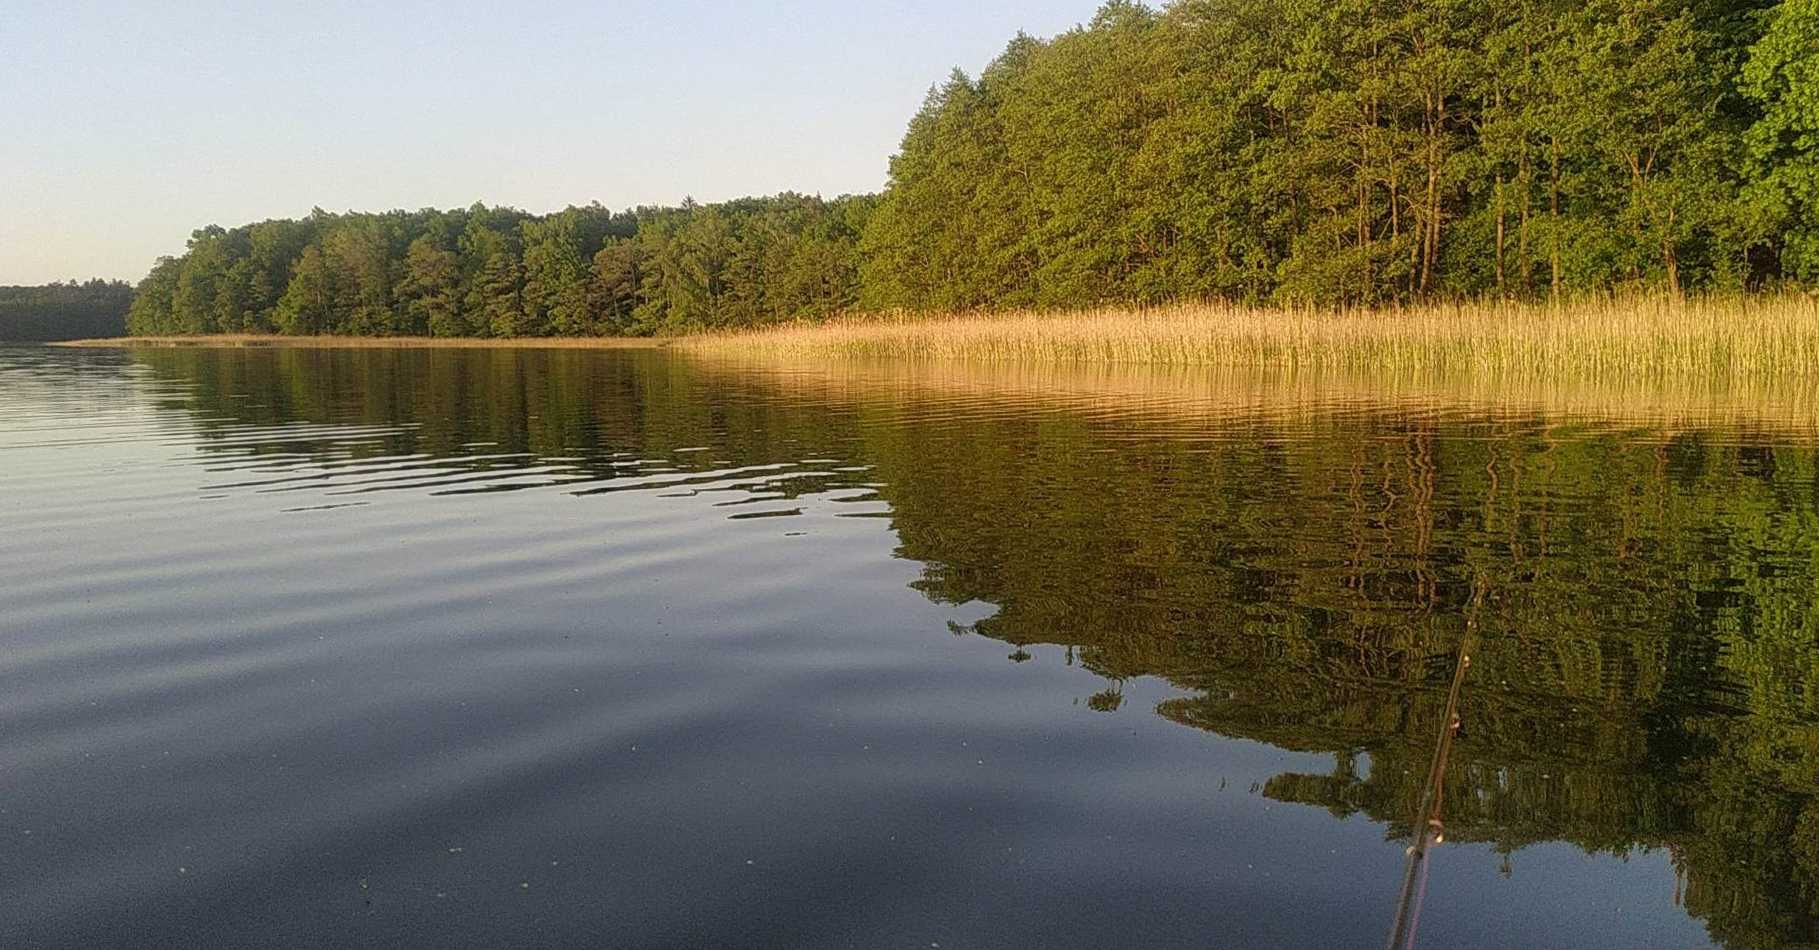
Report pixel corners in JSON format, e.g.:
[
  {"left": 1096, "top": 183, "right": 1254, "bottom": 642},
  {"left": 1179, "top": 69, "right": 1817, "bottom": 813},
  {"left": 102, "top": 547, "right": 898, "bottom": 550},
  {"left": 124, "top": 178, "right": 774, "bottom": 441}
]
[{"left": 683, "top": 296, "right": 1819, "bottom": 387}]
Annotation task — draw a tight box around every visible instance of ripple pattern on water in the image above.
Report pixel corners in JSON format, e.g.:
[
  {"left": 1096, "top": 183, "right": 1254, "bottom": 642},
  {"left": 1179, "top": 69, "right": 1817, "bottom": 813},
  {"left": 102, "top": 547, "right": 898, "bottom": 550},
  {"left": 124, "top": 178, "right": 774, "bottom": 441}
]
[{"left": 4, "top": 344, "right": 1809, "bottom": 949}]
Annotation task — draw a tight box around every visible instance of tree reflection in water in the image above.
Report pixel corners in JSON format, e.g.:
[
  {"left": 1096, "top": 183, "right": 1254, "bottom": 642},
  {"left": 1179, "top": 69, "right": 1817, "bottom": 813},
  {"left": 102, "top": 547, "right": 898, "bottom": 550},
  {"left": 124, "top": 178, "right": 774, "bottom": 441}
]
[{"left": 139, "top": 346, "right": 1819, "bottom": 949}]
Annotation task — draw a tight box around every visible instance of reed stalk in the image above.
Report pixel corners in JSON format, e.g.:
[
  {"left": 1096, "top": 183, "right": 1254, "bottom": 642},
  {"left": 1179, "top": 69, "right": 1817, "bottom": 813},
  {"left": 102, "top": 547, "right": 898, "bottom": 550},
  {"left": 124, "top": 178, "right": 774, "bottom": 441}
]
[{"left": 682, "top": 295, "right": 1819, "bottom": 388}]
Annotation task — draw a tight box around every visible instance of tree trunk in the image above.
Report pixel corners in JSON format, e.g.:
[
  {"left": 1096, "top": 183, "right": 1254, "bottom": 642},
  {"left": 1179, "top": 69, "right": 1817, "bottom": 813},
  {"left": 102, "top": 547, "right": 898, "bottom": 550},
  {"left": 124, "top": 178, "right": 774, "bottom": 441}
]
[
  {"left": 1495, "top": 175, "right": 1507, "bottom": 296},
  {"left": 1518, "top": 153, "right": 1531, "bottom": 295},
  {"left": 1359, "top": 133, "right": 1372, "bottom": 303},
  {"left": 1549, "top": 135, "right": 1562, "bottom": 301}
]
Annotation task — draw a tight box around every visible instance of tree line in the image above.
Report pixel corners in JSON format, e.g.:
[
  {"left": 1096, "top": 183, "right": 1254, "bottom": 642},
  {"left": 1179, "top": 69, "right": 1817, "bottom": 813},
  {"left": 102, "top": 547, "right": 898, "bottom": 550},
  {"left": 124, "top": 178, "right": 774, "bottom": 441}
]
[
  {"left": 0, "top": 280, "right": 133, "bottom": 341},
  {"left": 127, "top": 196, "right": 874, "bottom": 337},
  {"left": 864, "top": 0, "right": 1818, "bottom": 307},
  {"left": 129, "top": 0, "right": 1819, "bottom": 336}
]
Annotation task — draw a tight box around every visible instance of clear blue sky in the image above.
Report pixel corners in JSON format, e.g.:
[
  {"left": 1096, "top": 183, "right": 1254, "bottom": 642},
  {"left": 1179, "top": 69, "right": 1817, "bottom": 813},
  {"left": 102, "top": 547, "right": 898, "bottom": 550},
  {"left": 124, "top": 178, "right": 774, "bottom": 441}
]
[{"left": 2, "top": 0, "right": 1098, "bottom": 285}]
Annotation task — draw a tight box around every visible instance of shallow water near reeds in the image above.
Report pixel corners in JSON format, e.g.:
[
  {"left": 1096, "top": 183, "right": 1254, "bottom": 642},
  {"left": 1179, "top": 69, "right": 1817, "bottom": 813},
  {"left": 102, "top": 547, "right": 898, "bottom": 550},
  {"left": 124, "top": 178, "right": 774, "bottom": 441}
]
[{"left": 4, "top": 344, "right": 1816, "bottom": 949}]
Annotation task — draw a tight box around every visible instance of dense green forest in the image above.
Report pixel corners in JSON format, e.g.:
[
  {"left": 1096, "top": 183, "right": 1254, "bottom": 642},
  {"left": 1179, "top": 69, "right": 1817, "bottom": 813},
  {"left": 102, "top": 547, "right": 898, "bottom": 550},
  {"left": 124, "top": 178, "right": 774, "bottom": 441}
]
[
  {"left": 128, "top": 0, "right": 1819, "bottom": 337},
  {"left": 0, "top": 281, "right": 133, "bottom": 341},
  {"left": 126, "top": 196, "right": 874, "bottom": 337}
]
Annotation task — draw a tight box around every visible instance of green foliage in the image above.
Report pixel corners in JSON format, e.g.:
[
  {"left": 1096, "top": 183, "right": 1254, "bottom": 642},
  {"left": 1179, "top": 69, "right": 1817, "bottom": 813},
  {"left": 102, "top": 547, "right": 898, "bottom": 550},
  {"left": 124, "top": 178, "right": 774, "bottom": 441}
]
[
  {"left": 396, "top": 237, "right": 461, "bottom": 337},
  {"left": 0, "top": 280, "right": 133, "bottom": 341},
  {"left": 522, "top": 206, "right": 631, "bottom": 336},
  {"left": 134, "top": 197, "right": 869, "bottom": 338},
  {"left": 1744, "top": 0, "right": 1819, "bottom": 281},
  {"left": 273, "top": 245, "right": 336, "bottom": 335},
  {"left": 863, "top": 0, "right": 1802, "bottom": 307}
]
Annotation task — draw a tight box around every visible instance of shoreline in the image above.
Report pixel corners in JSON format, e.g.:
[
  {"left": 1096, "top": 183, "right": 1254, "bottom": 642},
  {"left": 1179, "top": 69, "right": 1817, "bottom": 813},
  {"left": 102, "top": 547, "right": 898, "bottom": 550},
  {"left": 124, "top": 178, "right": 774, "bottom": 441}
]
[
  {"left": 49, "top": 294, "right": 1819, "bottom": 389},
  {"left": 54, "top": 334, "right": 672, "bottom": 350}
]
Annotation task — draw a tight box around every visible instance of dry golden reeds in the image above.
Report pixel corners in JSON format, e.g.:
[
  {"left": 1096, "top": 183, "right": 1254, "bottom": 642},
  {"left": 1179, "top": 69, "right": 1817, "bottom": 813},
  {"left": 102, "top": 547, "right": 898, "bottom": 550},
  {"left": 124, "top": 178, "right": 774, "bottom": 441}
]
[{"left": 682, "top": 295, "right": 1819, "bottom": 387}]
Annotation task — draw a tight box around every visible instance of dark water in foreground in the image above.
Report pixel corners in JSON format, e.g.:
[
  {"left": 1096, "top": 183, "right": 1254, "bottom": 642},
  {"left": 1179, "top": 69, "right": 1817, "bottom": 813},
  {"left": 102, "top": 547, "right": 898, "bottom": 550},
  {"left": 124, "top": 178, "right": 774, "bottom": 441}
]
[{"left": 3, "top": 346, "right": 1817, "bottom": 949}]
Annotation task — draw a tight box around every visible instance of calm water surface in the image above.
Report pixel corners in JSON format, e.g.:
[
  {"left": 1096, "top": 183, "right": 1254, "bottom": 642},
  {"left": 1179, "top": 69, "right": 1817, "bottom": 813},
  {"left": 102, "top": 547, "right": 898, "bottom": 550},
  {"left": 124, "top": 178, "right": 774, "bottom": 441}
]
[{"left": 3, "top": 345, "right": 1816, "bottom": 949}]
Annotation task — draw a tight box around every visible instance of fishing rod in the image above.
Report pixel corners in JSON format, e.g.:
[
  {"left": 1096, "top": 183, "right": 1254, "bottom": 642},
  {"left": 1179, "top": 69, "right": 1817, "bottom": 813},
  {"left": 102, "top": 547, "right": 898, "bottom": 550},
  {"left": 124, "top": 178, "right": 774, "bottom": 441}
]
[{"left": 1384, "top": 630, "right": 1475, "bottom": 950}]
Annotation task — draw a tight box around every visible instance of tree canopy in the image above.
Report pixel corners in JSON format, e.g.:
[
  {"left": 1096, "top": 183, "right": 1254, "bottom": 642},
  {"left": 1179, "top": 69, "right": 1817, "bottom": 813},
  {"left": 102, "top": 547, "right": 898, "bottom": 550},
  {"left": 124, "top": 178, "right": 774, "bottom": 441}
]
[{"left": 864, "top": 0, "right": 1798, "bottom": 307}]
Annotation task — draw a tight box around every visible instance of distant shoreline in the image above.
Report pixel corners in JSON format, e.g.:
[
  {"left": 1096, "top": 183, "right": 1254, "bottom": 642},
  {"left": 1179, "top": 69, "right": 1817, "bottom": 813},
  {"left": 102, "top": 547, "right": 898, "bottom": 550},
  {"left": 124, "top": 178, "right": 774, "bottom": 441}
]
[
  {"left": 54, "top": 334, "right": 671, "bottom": 350},
  {"left": 53, "top": 294, "right": 1819, "bottom": 390}
]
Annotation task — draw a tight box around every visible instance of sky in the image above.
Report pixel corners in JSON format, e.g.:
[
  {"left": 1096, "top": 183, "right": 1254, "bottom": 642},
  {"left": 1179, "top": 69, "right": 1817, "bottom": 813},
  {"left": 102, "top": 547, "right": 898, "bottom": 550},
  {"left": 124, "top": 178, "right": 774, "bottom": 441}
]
[{"left": 1, "top": 0, "right": 1099, "bottom": 285}]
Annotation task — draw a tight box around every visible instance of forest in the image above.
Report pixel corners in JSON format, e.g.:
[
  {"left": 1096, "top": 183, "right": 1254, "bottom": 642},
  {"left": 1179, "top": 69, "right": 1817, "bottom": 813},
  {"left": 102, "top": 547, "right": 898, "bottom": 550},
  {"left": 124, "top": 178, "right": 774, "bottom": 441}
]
[
  {"left": 0, "top": 281, "right": 133, "bottom": 342},
  {"left": 125, "top": 0, "right": 1819, "bottom": 337}
]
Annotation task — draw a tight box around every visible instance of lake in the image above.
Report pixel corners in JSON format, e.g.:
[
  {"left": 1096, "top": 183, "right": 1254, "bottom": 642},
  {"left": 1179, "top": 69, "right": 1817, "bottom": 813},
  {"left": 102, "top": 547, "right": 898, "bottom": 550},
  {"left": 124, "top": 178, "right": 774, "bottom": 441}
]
[{"left": 3, "top": 344, "right": 1814, "bottom": 949}]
